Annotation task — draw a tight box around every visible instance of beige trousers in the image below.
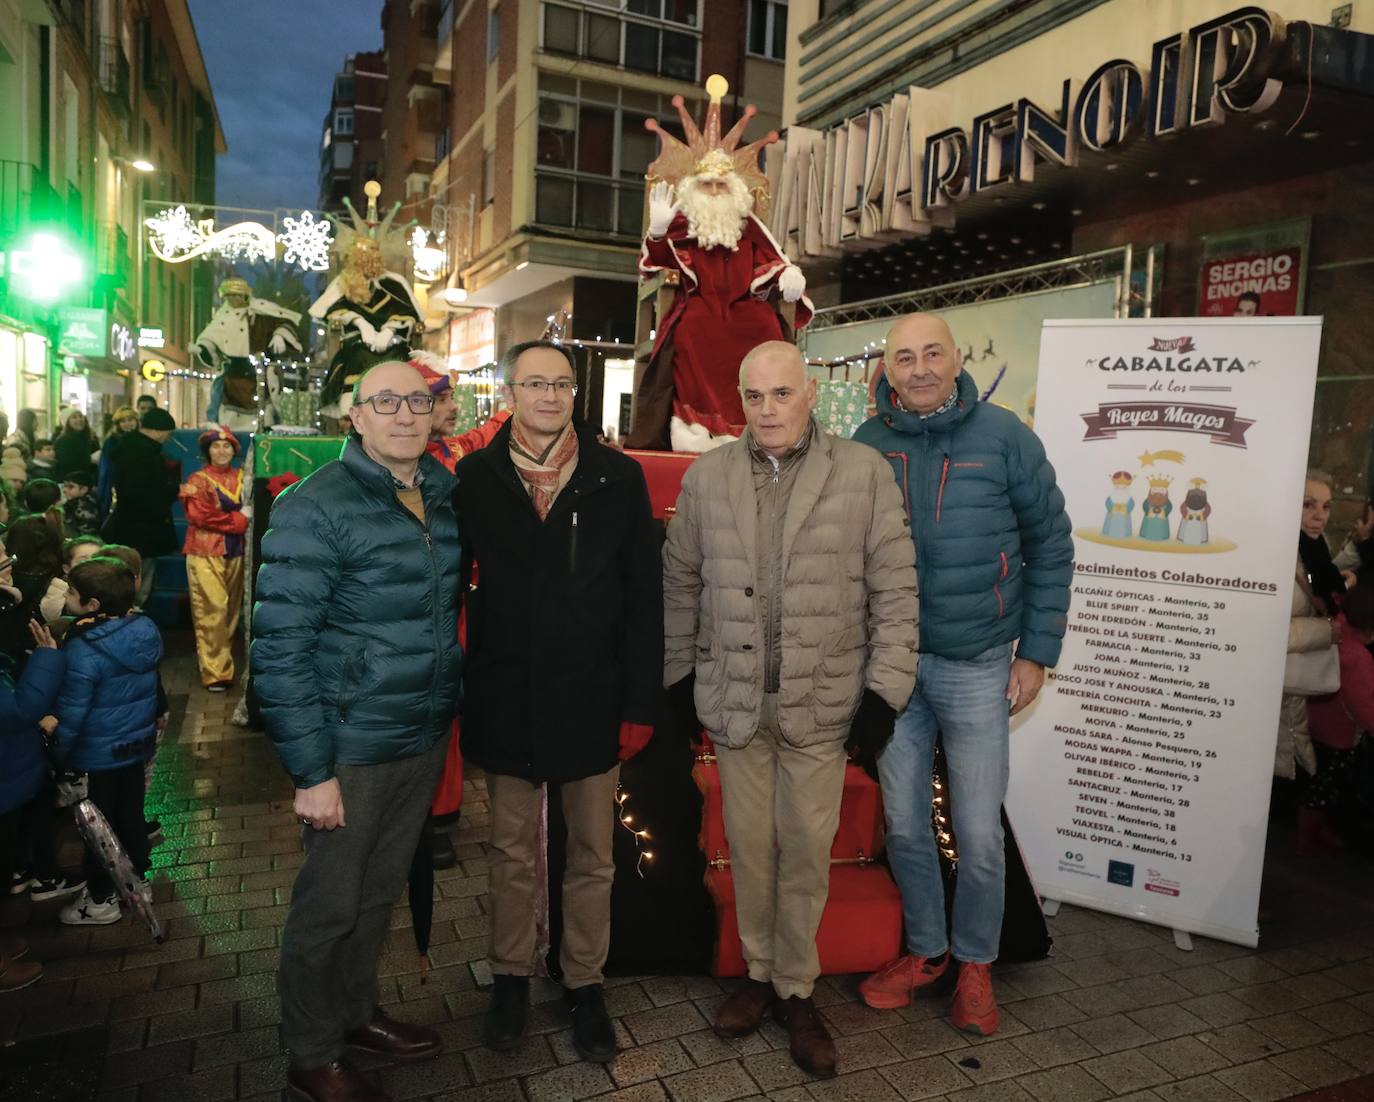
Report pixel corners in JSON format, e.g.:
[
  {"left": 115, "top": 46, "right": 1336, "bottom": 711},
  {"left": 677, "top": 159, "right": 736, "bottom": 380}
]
[
  {"left": 486, "top": 765, "right": 619, "bottom": 988},
  {"left": 714, "top": 694, "right": 848, "bottom": 999}
]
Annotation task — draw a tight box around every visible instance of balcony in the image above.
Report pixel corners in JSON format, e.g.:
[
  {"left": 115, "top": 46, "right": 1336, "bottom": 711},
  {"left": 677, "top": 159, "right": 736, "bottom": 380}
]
[
  {"left": 0, "top": 160, "right": 62, "bottom": 240},
  {"left": 98, "top": 37, "right": 132, "bottom": 117}
]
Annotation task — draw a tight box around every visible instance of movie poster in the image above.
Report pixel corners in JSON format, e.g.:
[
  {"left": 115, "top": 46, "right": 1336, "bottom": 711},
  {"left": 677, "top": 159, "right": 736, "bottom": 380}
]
[
  {"left": 1008, "top": 317, "right": 1323, "bottom": 947},
  {"left": 1197, "top": 218, "right": 1310, "bottom": 318}
]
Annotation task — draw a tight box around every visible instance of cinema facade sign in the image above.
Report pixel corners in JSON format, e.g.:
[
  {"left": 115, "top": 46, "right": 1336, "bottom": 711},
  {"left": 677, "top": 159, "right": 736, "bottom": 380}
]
[{"left": 767, "top": 6, "right": 1289, "bottom": 261}]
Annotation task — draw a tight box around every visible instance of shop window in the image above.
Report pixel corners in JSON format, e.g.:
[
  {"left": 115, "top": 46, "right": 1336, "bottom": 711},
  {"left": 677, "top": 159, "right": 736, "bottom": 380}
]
[
  {"left": 577, "top": 105, "right": 616, "bottom": 176},
  {"left": 536, "top": 175, "right": 575, "bottom": 226},
  {"left": 543, "top": 4, "right": 578, "bottom": 55},
  {"left": 748, "top": 0, "right": 787, "bottom": 61}
]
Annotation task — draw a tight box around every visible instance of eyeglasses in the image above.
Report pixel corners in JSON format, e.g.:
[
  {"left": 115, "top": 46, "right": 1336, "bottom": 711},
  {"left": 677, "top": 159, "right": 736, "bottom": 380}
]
[
  {"left": 359, "top": 392, "right": 436, "bottom": 415},
  {"left": 510, "top": 379, "right": 578, "bottom": 396}
]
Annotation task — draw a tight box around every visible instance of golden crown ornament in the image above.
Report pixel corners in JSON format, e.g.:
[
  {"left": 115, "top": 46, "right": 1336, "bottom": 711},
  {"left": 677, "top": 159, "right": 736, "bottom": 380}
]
[{"left": 645, "top": 74, "right": 779, "bottom": 217}]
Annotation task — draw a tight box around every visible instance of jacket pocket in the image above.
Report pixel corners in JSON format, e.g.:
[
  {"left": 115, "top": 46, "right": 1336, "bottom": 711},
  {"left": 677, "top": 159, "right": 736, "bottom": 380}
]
[
  {"left": 993, "top": 551, "right": 1009, "bottom": 619},
  {"left": 336, "top": 644, "right": 368, "bottom": 720}
]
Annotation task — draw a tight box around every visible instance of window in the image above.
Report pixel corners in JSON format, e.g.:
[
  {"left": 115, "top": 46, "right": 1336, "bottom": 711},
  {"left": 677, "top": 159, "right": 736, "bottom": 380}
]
[
  {"left": 334, "top": 143, "right": 354, "bottom": 169},
  {"left": 577, "top": 106, "right": 615, "bottom": 175},
  {"left": 748, "top": 0, "right": 787, "bottom": 60},
  {"left": 435, "top": 127, "right": 450, "bottom": 161},
  {"left": 334, "top": 109, "right": 355, "bottom": 135},
  {"left": 487, "top": 5, "right": 501, "bottom": 64},
  {"left": 482, "top": 149, "right": 495, "bottom": 207},
  {"left": 537, "top": 99, "right": 576, "bottom": 168},
  {"left": 335, "top": 75, "right": 355, "bottom": 103},
  {"left": 544, "top": 4, "right": 579, "bottom": 54},
  {"left": 540, "top": 1, "right": 698, "bottom": 81}
]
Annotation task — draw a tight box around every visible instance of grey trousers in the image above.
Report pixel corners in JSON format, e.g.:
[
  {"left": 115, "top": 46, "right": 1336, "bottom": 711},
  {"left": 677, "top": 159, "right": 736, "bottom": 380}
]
[{"left": 278, "top": 736, "right": 447, "bottom": 1069}]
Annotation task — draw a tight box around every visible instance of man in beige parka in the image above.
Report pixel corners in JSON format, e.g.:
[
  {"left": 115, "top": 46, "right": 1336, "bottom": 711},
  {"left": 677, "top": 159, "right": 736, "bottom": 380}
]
[{"left": 662, "top": 341, "right": 918, "bottom": 1080}]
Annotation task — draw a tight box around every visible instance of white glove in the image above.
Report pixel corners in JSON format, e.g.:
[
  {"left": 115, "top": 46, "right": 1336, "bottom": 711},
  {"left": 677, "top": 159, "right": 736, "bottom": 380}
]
[
  {"left": 268, "top": 333, "right": 288, "bottom": 354},
  {"left": 40, "top": 577, "right": 69, "bottom": 623},
  {"left": 240, "top": 504, "right": 253, "bottom": 521},
  {"left": 368, "top": 324, "right": 399, "bottom": 353},
  {"left": 647, "top": 181, "right": 678, "bottom": 239},
  {"left": 779, "top": 265, "right": 806, "bottom": 304}
]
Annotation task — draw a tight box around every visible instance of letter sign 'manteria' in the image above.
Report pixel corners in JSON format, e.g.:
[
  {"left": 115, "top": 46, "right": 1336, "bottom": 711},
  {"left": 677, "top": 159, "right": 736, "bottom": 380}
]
[{"left": 773, "top": 6, "right": 1287, "bottom": 261}]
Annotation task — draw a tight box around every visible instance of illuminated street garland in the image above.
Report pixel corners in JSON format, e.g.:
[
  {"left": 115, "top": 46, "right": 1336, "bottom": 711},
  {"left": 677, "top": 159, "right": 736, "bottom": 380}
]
[{"left": 145, "top": 206, "right": 335, "bottom": 272}]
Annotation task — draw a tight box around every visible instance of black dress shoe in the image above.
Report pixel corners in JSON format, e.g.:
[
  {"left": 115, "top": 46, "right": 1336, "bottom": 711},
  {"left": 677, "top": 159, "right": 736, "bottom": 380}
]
[
  {"left": 482, "top": 974, "right": 530, "bottom": 1052},
  {"left": 286, "top": 1059, "right": 388, "bottom": 1101},
  {"left": 566, "top": 983, "right": 617, "bottom": 1062},
  {"left": 344, "top": 1007, "right": 441, "bottom": 1063}
]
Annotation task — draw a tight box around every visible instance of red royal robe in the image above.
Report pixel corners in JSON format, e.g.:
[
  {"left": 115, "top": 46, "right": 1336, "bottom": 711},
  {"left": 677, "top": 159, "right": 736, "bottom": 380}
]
[{"left": 640, "top": 213, "right": 813, "bottom": 438}]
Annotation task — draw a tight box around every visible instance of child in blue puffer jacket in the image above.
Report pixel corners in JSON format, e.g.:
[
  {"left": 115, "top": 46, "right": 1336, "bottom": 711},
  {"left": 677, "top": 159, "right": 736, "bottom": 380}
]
[
  {"left": 44, "top": 556, "right": 162, "bottom": 927},
  {"left": 0, "top": 543, "right": 64, "bottom": 992}
]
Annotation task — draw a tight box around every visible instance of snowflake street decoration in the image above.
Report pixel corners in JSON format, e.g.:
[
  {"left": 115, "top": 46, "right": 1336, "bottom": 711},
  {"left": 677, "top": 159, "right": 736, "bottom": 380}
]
[
  {"left": 145, "top": 204, "right": 276, "bottom": 264},
  {"left": 277, "top": 211, "right": 334, "bottom": 273}
]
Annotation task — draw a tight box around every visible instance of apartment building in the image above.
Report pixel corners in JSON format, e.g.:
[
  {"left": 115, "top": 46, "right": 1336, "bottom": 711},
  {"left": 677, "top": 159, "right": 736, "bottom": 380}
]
[{"left": 319, "top": 50, "right": 388, "bottom": 217}]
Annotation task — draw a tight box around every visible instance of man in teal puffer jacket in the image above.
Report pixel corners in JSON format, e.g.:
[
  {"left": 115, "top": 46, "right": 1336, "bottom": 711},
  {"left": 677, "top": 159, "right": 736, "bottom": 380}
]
[
  {"left": 253, "top": 360, "right": 462, "bottom": 1102},
  {"left": 853, "top": 313, "right": 1072, "bottom": 1037}
]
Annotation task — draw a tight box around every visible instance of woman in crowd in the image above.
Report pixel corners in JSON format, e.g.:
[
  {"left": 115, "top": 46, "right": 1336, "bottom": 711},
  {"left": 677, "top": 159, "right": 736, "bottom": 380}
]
[
  {"left": 1278, "top": 472, "right": 1348, "bottom": 793},
  {"left": 96, "top": 406, "right": 139, "bottom": 516},
  {"left": 179, "top": 427, "right": 248, "bottom": 692},
  {"left": 52, "top": 410, "right": 100, "bottom": 483},
  {"left": 5, "top": 410, "right": 37, "bottom": 459},
  {"left": 1306, "top": 583, "right": 1374, "bottom": 854}
]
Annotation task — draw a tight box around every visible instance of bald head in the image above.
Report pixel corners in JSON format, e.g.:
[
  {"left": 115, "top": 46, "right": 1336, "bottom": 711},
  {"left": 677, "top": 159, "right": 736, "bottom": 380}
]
[
  {"left": 739, "top": 340, "right": 806, "bottom": 389},
  {"left": 353, "top": 360, "right": 429, "bottom": 403},
  {"left": 739, "top": 341, "right": 816, "bottom": 457},
  {"left": 882, "top": 312, "right": 962, "bottom": 415}
]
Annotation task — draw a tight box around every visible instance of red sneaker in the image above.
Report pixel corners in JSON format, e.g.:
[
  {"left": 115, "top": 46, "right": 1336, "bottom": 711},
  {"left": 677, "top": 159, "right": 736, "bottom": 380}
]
[
  {"left": 949, "top": 961, "right": 999, "bottom": 1036},
  {"left": 858, "top": 952, "right": 950, "bottom": 1009}
]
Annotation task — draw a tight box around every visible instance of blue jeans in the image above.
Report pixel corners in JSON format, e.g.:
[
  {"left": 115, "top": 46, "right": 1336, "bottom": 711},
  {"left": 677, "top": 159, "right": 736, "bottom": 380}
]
[{"left": 878, "top": 642, "right": 1013, "bottom": 964}]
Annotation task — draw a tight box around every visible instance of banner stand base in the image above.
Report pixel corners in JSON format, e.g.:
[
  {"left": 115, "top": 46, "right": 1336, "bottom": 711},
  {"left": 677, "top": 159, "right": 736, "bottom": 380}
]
[
  {"left": 1172, "top": 929, "right": 1194, "bottom": 952},
  {"left": 1041, "top": 898, "right": 1061, "bottom": 917}
]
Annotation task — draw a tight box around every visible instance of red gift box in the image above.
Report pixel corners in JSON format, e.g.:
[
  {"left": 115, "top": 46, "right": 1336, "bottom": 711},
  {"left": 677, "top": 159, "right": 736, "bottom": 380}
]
[
  {"left": 705, "top": 864, "right": 904, "bottom": 977},
  {"left": 693, "top": 760, "right": 887, "bottom": 865}
]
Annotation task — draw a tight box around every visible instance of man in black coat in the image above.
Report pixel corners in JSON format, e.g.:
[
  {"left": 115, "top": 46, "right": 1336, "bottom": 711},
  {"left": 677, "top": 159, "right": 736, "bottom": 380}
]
[
  {"left": 454, "top": 339, "right": 662, "bottom": 1064},
  {"left": 101, "top": 408, "right": 180, "bottom": 607}
]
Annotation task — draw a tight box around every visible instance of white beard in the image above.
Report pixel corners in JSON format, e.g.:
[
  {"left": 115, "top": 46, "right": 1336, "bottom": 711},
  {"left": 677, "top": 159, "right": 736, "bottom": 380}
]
[
  {"left": 1109, "top": 487, "right": 1132, "bottom": 504},
  {"left": 678, "top": 176, "right": 752, "bottom": 251}
]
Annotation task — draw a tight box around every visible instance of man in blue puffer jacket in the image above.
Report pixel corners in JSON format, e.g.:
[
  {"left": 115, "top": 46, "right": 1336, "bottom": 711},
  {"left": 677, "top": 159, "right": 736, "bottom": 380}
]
[
  {"left": 253, "top": 360, "right": 462, "bottom": 1102},
  {"left": 853, "top": 312, "right": 1073, "bottom": 1036},
  {"left": 50, "top": 556, "right": 163, "bottom": 927}
]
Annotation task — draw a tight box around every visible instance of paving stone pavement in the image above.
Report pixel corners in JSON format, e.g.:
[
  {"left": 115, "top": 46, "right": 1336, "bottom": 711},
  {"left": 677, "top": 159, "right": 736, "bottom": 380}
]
[{"left": 2, "top": 635, "right": 1373, "bottom": 1101}]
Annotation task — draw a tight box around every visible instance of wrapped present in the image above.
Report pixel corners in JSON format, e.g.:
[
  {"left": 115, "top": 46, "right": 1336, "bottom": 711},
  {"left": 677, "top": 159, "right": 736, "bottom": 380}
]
[
  {"left": 814, "top": 379, "right": 869, "bottom": 439},
  {"left": 693, "top": 760, "right": 887, "bottom": 864},
  {"left": 706, "top": 864, "right": 903, "bottom": 977}
]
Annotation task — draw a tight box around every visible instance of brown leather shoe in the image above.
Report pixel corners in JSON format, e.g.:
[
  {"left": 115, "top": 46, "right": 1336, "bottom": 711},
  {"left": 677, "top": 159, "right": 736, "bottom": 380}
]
[
  {"left": 286, "top": 1059, "right": 389, "bottom": 1102},
  {"left": 344, "top": 1008, "right": 442, "bottom": 1063},
  {"left": 713, "top": 978, "right": 775, "bottom": 1038},
  {"left": 773, "top": 995, "right": 837, "bottom": 1079},
  {"left": 0, "top": 953, "right": 42, "bottom": 994}
]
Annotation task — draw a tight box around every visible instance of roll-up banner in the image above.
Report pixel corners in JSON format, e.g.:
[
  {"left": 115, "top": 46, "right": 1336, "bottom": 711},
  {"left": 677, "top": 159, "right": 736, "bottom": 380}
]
[{"left": 1008, "top": 317, "right": 1323, "bottom": 948}]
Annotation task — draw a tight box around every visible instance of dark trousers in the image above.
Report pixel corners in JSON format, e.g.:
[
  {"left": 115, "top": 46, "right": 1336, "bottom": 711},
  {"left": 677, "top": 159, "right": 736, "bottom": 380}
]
[
  {"left": 84, "top": 764, "right": 151, "bottom": 899},
  {"left": 278, "top": 737, "right": 447, "bottom": 1070},
  {"left": 16, "top": 775, "right": 60, "bottom": 879},
  {"left": 0, "top": 810, "right": 19, "bottom": 898}
]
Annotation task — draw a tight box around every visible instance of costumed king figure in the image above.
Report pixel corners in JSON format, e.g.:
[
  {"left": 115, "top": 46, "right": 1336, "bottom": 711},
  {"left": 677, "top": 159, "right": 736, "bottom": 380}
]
[
  {"left": 1101, "top": 471, "right": 1135, "bottom": 539},
  {"left": 1139, "top": 476, "right": 1173, "bottom": 542},
  {"left": 410, "top": 351, "right": 512, "bottom": 475},
  {"left": 179, "top": 427, "right": 249, "bottom": 692},
  {"left": 194, "top": 277, "right": 303, "bottom": 432},
  {"left": 312, "top": 181, "right": 423, "bottom": 417},
  {"left": 626, "top": 75, "right": 812, "bottom": 453},
  {"left": 1177, "top": 478, "right": 1212, "bottom": 546}
]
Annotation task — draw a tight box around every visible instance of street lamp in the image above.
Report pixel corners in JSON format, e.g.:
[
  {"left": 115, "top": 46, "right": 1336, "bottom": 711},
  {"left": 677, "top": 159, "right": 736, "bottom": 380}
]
[{"left": 113, "top": 156, "right": 156, "bottom": 173}]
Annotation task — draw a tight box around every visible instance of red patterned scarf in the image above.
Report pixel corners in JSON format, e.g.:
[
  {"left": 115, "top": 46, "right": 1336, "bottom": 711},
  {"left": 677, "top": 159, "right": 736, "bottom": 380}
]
[{"left": 509, "top": 421, "right": 579, "bottom": 520}]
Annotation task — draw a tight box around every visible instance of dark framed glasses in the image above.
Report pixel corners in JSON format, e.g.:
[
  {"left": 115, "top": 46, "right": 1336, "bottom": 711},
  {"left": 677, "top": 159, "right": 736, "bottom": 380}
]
[{"left": 359, "top": 392, "right": 436, "bottom": 415}]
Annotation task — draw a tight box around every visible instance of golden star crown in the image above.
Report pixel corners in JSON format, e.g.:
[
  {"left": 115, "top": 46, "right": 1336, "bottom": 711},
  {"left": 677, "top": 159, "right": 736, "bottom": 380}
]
[{"left": 646, "top": 74, "right": 779, "bottom": 217}]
